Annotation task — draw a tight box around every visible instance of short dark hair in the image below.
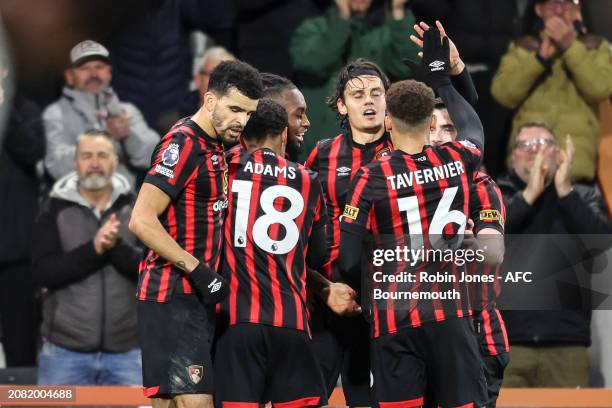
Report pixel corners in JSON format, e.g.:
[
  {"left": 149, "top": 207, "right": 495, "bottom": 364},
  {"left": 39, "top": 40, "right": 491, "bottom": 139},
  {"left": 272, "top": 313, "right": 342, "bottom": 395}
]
[
  {"left": 261, "top": 73, "right": 297, "bottom": 99},
  {"left": 386, "top": 80, "right": 435, "bottom": 129},
  {"left": 242, "top": 99, "right": 288, "bottom": 143},
  {"left": 434, "top": 97, "right": 446, "bottom": 110},
  {"left": 515, "top": 122, "right": 557, "bottom": 140},
  {"left": 327, "top": 59, "right": 390, "bottom": 129},
  {"left": 208, "top": 60, "right": 263, "bottom": 100}
]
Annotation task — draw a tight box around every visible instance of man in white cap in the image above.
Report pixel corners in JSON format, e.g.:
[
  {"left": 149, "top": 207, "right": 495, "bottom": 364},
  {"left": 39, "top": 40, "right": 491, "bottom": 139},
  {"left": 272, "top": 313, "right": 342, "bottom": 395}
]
[{"left": 43, "top": 40, "right": 159, "bottom": 188}]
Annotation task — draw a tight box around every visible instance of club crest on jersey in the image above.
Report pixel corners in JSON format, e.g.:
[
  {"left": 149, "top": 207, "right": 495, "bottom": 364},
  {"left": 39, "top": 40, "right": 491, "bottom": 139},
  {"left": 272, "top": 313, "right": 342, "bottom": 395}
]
[
  {"left": 162, "top": 143, "right": 180, "bottom": 167},
  {"left": 374, "top": 147, "right": 391, "bottom": 161},
  {"left": 337, "top": 166, "right": 351, "bottom": 176},
  {"left": 342, "top": 205, "right": 359, "bottom": 220},
  {"left": 479, "top": 209, "right": 504, "bottom": 227},
  {"left": 187, "top": 365, "right": 204, "bottom": 384}
]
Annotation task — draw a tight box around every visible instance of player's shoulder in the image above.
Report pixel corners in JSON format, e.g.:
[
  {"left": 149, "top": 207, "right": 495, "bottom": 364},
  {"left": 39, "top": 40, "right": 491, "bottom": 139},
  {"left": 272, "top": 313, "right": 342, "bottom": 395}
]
[
  {"left": 226, "top": 143, "right": 245, "bottom": 164},
  {"left": 315, "top": 133, "right": 345, "bottom": 153},
  {"left": 161, "top": 118, "right": 197, "bottom": 142}
]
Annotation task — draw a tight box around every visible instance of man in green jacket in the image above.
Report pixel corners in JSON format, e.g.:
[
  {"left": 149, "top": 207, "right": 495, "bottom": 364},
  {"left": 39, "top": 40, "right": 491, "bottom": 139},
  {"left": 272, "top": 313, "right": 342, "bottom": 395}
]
[
  {"left": 491, "top": 0, "right": 612, "bottom": 181},
  {"left": 290, "top": 0, "right": 419, "bottom": 160}
]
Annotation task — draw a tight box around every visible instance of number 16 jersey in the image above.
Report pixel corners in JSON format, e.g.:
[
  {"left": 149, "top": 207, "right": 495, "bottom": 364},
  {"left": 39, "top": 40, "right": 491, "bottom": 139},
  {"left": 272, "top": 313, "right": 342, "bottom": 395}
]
[
  {"left": 221, "top": 148, "right": 328, "bottom": 332},
  {"left": 341, "top": 141, "right": 481, "bottom": 338}
]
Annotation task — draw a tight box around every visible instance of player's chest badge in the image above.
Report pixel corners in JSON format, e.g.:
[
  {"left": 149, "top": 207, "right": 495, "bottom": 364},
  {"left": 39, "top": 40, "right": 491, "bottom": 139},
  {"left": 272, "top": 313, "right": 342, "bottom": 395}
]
[
  {"left": 187, "top": 364, "right": 204, "bottom": 384},
  {"left": 374, "top": 147, "right": 391, "bottom": 161}
]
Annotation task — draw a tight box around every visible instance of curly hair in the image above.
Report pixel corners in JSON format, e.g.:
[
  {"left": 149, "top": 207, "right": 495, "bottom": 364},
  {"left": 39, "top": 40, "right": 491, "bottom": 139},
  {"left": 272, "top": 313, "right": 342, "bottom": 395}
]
[
  {"left": 326, "top": 59, "right": 390, "bottom": 129},
  {"left": 242, "top": 99, "right": 288, "bottom": 143},
  {"left": 386, "top": 80, "right": 435, "bottom": 130},
  {"left": 208, "top": 60, "right": 263, "bottom": 100}
]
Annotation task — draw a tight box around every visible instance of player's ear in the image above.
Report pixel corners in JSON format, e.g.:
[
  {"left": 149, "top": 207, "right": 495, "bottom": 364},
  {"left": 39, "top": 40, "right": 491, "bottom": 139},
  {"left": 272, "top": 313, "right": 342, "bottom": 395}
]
[
  {"left": 204, "top": 91, "right": 216, "bottom": 112},
  {"left": 337, "top": 98, "right": 348, "bottom": 116},
  {"left": 280, "top": 127, "right": 288, "bottom": 156},
  {"left": 430, "top": 114, "right": 437, "bottom": 131},
  {"left": 384, "top": 115, "right": 393, "bottom": 132}
]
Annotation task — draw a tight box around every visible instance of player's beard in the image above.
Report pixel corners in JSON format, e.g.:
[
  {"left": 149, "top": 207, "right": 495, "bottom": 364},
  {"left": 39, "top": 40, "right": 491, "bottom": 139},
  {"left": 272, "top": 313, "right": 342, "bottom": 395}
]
[
  {"left": 212, "top": 108, "right": 241, "bottom": 144},
  {"left": 80, "top": 173, "right": 112, "bottom": 190}
]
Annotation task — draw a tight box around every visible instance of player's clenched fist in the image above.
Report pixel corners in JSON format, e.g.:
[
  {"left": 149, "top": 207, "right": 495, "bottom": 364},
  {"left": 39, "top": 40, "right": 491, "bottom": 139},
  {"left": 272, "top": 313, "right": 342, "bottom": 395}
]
[{"left": 325, "top": 282, "right": 362, "bottom": 316}]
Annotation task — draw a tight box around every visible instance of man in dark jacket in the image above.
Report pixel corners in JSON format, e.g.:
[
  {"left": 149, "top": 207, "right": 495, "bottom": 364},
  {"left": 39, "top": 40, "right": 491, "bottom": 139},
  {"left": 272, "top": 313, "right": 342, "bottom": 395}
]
[
  {"left": 498, "top": 122, "right": 612, "bottom": 387},
  {"left": 0, "top": 94, "right": 45, "bottom": 367},
  {"left": 32, "top": 129, "right": 142, "bottom": 385}
]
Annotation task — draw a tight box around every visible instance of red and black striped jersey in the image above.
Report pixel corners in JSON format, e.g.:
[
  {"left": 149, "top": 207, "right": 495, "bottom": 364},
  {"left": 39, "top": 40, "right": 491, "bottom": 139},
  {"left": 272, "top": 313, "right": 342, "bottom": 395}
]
[
  {"left": 467, "top": 172, "right": 505, "bottom": 311},
  {"left": 221, "top": 148, "right": 328, "bottom": 332},
  {"left": 137, "top": 118, "right": 228, "bottom": 302},
  {"left": 305, "top": 132, "right": 393, "bottom": 280},
  {"left": 467, "top": 172, "right": 509, "bottom": 355},
  {"left": 341, "top": 141, "right": 481, "bottom": 337}
]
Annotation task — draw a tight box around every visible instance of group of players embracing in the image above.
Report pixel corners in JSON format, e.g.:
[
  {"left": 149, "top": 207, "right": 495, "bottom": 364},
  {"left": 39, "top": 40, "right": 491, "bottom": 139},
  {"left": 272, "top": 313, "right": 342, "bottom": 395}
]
[{"left": 129, "top": 19, "right": 509, "bottom": 408}]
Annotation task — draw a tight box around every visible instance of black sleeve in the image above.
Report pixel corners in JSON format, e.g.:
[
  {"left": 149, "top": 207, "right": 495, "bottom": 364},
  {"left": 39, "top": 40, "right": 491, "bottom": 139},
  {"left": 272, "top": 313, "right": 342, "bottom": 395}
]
[
  {"left": 5, "top": 97, "right": 45, "bottom": 168},
  {"left": 451, "top": 68, "right": 478, "bottom": 107},
  {"left": 502, "top": 191, "right": 536, "bottom": 234},
  {"left": 338, "top": 229, "right": 363, "bottom": 292},
  {"left": 107, "top": 238, "right": 143, "bottom": 283},
  {"left": 31, "top": 202, "right": 107, "bottom": 290},
  {"left": 558, "top": 187, "right": 612, "bottom": 235},
  {"left": 306, "top": 223, "right": 329, "bottom": 271},
  {"left": 437, "top": 83, "right": 485, "bottom": 161}
]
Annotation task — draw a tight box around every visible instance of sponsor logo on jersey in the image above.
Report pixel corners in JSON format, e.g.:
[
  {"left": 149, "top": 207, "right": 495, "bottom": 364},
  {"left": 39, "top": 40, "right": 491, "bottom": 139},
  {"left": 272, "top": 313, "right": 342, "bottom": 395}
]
[
  {"left": 343, "top": 205, "right": 360, "bottom": 220},
  {"left": 479, "top": 209, "right": 504, "bottom": 227},
  {"left": 162, "top": 143, "right": 180, "bottom": 167},
  {"left": 337, "top": 166, "right": 351, "bottom": 176},
  {"left": 155, "top": 164, "right": 174, "bottom": 178}
]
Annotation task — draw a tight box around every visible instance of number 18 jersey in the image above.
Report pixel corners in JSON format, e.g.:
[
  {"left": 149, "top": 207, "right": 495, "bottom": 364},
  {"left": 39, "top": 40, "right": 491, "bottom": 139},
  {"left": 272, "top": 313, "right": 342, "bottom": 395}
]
[
  {"left": 221, "top": 147, "right": 328, "bottom": 332},
  {"left": 341, "top": 141, "right": 481, "bottom": 337}
]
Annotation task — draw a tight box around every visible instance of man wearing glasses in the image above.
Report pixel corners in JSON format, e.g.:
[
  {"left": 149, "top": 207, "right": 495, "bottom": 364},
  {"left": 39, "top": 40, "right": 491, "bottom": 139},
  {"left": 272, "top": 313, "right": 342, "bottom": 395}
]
[
  {"left": 497, "top": 122, "right": 612, "bottom": 387},
  {"left": 492, "top": 0, "right": 612, "bottom": 182}
]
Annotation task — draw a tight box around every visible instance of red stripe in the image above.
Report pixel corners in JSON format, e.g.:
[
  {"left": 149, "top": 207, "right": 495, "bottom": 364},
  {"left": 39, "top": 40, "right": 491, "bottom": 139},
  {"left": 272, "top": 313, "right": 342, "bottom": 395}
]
[
  {"left": 169, "top": 137, "right": 194, "bottom": 186},
  {"left": 247, "top": 154, "right": 263, "bottom": 323},
  {"left": 380, "top": 396, "right": 424, "bottom": 408},
  {"left": 293, "top": 167, "right": 312, "bottom": 330},
  {"left": 481, "top": 308, "right": 498, "bottom": 356},
  {"left": 445, "top": 147, "right": 470, "bottom": 219},
  {"left": 304, "top": 144, "right": 319, "bottom": 168},
  {"left": 138, "top": 251, "right": 153, "bottom": 300},
  {"left": 226, "top": 165, "right": 239, "bottom": 325},
  {"left": 351, "top": 146, "right": 362, "bottom": 179},
  {"left": 157, "top": 205, "right": 177, "bottom": 302},
  {"left": 380, "top": 160, "right": 405, "bottom": 334},
  {"left": 402, "top": 155, "right": 430, "bottom": 327},
  {"left": 325, "top": 137, "right": 343, "bottom": 280},
  {"left": 182, "top": 171, "right": 198, "bottom": 294},
  {"left": 142, "top": 385, "right": 160, "bottom": 397},
  {"left": 270, "top": 153, "right": 286, "bottom": 327},
  {"left": 274, "top": 396, "right": 321, "bottom": 408},
  {"left": 496, "top": 307, "right": 510, "bottom": 352},
  {"left": 222, "top": 402, "right": 259, "bottom": 408}
]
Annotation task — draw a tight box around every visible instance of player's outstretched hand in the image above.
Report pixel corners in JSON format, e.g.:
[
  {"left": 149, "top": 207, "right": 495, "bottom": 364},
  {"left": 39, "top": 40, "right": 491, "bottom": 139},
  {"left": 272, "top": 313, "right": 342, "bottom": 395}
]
[
  {"left": 410, "top": 21, "right": 464, "bottom": 75},
  {"left": 325, "top": 282, "right": 362, "bottom": 316},
  {"left": 404, "top": 26, "right": 451, "bottom": 90},
  {"left": 189, "top": 263, "right": 229, "bottom": 304}
]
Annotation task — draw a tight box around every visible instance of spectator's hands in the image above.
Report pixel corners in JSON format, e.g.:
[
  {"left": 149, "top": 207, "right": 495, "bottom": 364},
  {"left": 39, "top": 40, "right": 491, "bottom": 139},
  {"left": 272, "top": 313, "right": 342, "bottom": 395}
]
[
  {"left": 410, "top": 21, "right": 464, "bottom": 75},
  {"left": 555, "top": 135, "right": 574, "bottom": 198},
  {"left": 522, "top": 146, "right": 551, "bottom": 205},
  {"left": 105, "top": 114, "right": 131, "bottom": 141},
  {"left": 545, "top": 16, "right": 576, "bottom": 50},
  {"left": 335, "top": 0, "right": 351, "bottom": 19},
  {"left": 538, "top": 34, "right": 558, "bottom": 61},
  {"left": 324, "top": 282, "right": 361, "bottom": 316},
  {"left": 94, "top": 213, "right": 120, "bottom": 254},
  {"left": 392, "top": 0, "right": 407, "bottom": 20}
]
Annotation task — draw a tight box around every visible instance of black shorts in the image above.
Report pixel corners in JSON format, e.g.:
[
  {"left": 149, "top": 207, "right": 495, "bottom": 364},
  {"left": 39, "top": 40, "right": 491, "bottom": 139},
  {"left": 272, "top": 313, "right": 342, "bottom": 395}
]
[
  {"left": 138, "top": 294, "right": 216, "bottom": 397},
  {"left": 310, "top": 307, "right": 372, "bottom": 406},
  {"left": 370, "top": 317, "right": 487, "bottom": 408},
  {"left": 214, "top": 323, "right": 327, "bottom": 407}
]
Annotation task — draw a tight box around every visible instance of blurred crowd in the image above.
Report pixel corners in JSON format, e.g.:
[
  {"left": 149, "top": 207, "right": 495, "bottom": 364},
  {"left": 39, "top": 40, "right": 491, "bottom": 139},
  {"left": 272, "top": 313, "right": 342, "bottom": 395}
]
[{"left": 0, "top": 0, "right": 611, "bottom": 389}]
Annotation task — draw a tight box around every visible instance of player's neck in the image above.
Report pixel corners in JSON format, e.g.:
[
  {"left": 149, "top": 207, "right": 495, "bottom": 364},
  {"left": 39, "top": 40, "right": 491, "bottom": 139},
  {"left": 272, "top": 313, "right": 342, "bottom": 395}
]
[
  {"left": 392, "top": 131, "right": 428, "bottom": 155},
  {"left": 191, "top": 107, "right": 217, "bottom": 139},
  {"left": 350, "top": 126, "right": 385, "bottom": 146},
  {"left": 247, "top": 140, "right": 283, "bottom": 156}
]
